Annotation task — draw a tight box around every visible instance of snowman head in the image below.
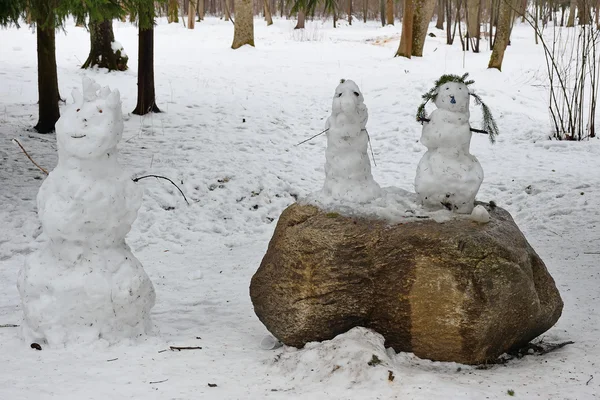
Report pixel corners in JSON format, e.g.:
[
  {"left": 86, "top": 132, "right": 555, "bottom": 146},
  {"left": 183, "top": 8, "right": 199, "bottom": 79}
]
[
  {"left": 416, "top": 73, "right": 500, "bottom": 144},
  {"left": 55, "top": 77, "right": 124, "bottom": 160},
  {"left": 434, "top": 81, "right": 470, "bottom": 113},
  {"left": 331, "top": 79, "right": 368, "bottom": 126}
]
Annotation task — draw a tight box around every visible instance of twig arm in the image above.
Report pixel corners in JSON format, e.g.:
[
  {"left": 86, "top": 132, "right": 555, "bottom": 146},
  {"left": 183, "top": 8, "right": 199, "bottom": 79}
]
[
  {"left": 133, "top": 175, "right": 190, "bottom": 205},
  {"left": 12, "top": 139, "right": 48, "bottom": 175}
]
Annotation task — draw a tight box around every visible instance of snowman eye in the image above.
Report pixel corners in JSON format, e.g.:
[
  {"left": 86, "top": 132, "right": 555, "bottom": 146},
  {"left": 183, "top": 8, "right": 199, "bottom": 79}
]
[
  {"left": 446, "top": 88, "right": 449, "bottom": 90},
  {"left": 353, "top": 92, "right": 359, "bottom": 97},
  {"left": 337, "top": 93, "right": 342, "bottom": 97},
  {"left": 76, "top": 108, "right": 80, "bottom": 112}
]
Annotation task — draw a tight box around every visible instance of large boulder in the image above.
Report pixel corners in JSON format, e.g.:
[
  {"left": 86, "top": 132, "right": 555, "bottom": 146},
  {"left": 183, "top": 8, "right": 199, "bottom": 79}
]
[{"left": 250, "top": 203, "right": 563, "bottom": 365}]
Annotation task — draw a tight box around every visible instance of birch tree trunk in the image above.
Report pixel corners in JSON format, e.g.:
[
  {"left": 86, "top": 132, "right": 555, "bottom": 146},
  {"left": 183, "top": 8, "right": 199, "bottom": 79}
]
[{"left": 232, "top": 0, "right": 255, "bottom": 48}]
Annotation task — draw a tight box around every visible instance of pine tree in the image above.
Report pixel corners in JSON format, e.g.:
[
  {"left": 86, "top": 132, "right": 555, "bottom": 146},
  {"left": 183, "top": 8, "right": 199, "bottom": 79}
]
[
  {"left": 70, "top": 1, "right": 129, "bottom": 71},
  {"left": 122, "top": 0, "right": 164, "bottom": 115},
  {"left": 0, "top": 0, "right": 70, "bottom": 133}
]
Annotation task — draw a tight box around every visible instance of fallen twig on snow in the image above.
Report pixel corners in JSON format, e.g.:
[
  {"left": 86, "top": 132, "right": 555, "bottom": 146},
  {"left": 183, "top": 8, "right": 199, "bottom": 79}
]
[
  {"left": 133, "top": 174, "right": 190, "bottom": 205},
  {"left": 0, "top": 324, "right": 19, "bottom": 328},
  {"left": 106, "top": 358, "right": 118, "bottom": 362},
  {"left": 169, "top": 346, "right": 202, "bottom": 351},
  {"left": 586, "top": 375, "right": 593, "bottom": 385},
  {"left": 149, "top": 379, "right": 168, "bottom": 384},
  {"left": 12, "top": 138, "right": 48, "bottom": 175}
]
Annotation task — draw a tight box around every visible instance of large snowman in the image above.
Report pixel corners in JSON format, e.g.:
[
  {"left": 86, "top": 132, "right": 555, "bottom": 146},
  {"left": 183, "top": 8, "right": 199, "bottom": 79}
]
[
  {"left": 321, "top": 79, "right": 381, "bottom": 203},
  {"left": 415, "top": 74, "right": 498, "bottom": 214},
  {"left": 18, "top": 77, "right": 155, "bottom": 347}
]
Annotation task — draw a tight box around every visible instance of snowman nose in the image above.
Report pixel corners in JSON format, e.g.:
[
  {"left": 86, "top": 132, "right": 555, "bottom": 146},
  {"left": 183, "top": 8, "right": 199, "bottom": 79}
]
[{"left": 450, "top": 95, "right": 456, "bottom": 104}]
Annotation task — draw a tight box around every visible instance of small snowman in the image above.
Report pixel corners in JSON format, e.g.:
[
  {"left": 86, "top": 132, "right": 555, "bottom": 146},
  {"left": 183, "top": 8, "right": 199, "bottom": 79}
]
[
  {"left": 321, "top": 79, "right": 381, "bottom": 203},
  {"left": 414, "top": 73, "right": 499, "bottom": 214},
  {"left": 17, "top": 77, "right": 155, "bottom": 347}
]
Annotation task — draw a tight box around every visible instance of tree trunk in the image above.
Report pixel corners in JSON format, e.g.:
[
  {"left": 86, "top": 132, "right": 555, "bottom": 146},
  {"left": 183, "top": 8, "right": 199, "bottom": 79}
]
[
  {"left": 567, "top": 0, "right": 576, "bottom": 26},
  {"left": 380, "top": 0, "right": 386, "bottom": 26},
  {"left": 466, "top": 0, "right": 480, "bottom": 37},
  {"left": 34, "top": 20, "right": 60, "bottom": 133},
  {"left": 133, "top": 26, "right": 160, "bottom": 115},
  {"left": 435, "top": 0, "right": 444, "bottom": 29},
  {"left": 386, "top": 0, "right": 394, "bottom": 24},
  {"left": 168, "top": 0, "right": 179, "bottom": 22},
  {"left": 396, "top": 0, "right": 414, "bottom": 57},
  {"left": 348, "top": 0, "right": 353, "bottom": 24},
  {"left": 411, "top": 0, "right": 436, "bottom": 56},
  {"left": 188, "top": 0, "right": 196, "bottom": 28},
  {"left": 445, "top": 0, "right": 453, "bottom": 44},
  {"left": 295, "top": 9, "right": 306, "bottom": 28},
  {"left": 82, "top": 19, "right": 128, "bottom": 71},
  {"left": 199, "top": 0, "right": 205, "bottom": 19},
  {"left": 364, "top": 0, "right": 368, "bottom": 23},
  {"left": 232, "top": 0, "right": 255, "bottom": 48},
  {"left": 577, "top": 0, "right": 591, "bottom": 24},
  {"left": 488, "top": 0, "right": 512, "bottom": 70},
  {"left": 264, "top": 0, "right": 273, "bottom": 25},
  {"left": 223, "top": 0, "right": 231, "bottom": 20}
]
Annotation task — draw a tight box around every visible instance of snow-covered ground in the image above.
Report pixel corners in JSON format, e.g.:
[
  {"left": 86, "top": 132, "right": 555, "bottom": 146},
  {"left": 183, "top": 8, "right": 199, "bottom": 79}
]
[{"left": 1, "top": 16, "right": 599, "bottom": 399}]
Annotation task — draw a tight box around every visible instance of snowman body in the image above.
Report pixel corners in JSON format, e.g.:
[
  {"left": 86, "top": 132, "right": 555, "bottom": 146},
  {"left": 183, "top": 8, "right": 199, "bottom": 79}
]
[
  {"left": 415, "top": 81, "right": 483, "bottom": 214},
  {"left": 322, "top": 80, "right": 381, "bottom": 203},
  {"left": 18, "top": 78, "right": 155, "bottom": 347}
]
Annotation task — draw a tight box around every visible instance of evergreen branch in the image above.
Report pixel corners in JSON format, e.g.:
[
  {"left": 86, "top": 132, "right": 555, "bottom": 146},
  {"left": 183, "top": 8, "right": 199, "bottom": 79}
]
[{"left": 471, "top": 93, "right": 499, "bottom": 143}]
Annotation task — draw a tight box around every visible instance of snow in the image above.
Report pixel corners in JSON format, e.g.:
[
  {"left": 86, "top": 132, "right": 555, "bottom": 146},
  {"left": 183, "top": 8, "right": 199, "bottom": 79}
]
[
  {"left": 111, "top": 40, "right": 126, "bottom": 57},
  {"left": 415, "top": 81, "right": 484, "bottom": 214},
  {"left": 470, "top": 204, "right": 490, "bottom": 224},
  {"left": 17, "top": 77, "right": 155, "bottom": 347},
  {"left": 0, "top": 16, "right": 599, "bottom": 400}
]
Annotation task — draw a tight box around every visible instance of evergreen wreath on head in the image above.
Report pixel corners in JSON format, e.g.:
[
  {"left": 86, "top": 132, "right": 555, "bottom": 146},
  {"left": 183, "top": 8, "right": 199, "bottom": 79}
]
[{"left": 416, "top": 73, "right": 499, "bottom": 144}]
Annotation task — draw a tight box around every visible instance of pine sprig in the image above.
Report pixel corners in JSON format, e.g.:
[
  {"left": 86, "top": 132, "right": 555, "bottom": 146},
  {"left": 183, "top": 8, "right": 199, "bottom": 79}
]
[{"left": 471, "top": 93, "right": 500, "bottom": 144}]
